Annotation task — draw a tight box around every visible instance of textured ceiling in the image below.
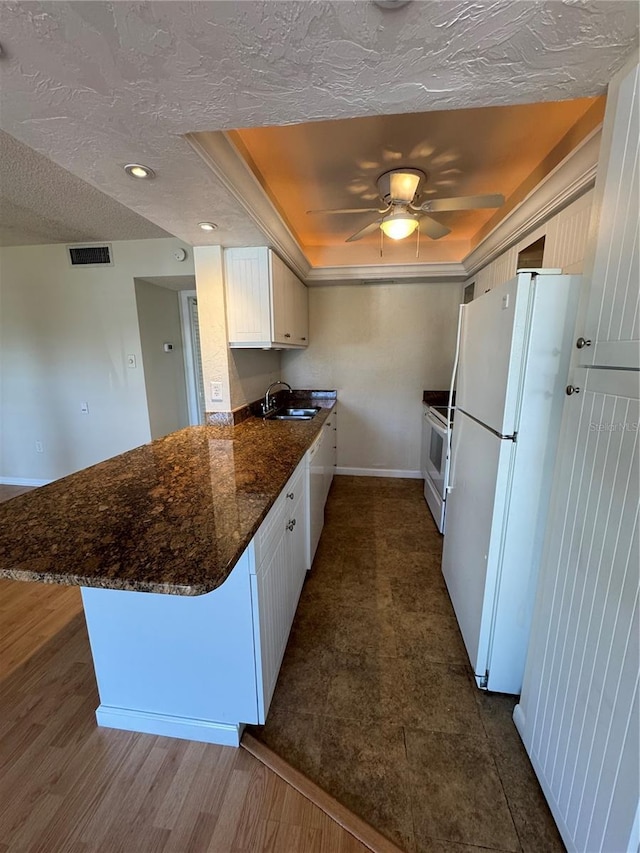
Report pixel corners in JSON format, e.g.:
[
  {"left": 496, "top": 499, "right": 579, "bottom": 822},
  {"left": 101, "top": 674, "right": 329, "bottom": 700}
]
[
  {"left": 0, "top": 130, "right": 170, "bottom": 246},
  {"left": 0, "top": 1, "right": 637, "bottom": 260}
]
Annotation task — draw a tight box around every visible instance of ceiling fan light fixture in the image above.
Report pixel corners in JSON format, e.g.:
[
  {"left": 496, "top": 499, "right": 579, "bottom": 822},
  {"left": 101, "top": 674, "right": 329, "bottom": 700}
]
[
  {"left": 389, "top": 171, "right": 421, "bottom": 202},
  {"left": 380, "top": 211, "right": 419, "bottom": 240}
]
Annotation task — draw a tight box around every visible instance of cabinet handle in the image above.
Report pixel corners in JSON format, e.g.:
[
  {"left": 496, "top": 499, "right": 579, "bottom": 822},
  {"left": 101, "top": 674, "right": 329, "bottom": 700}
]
[
  {"left": 300, "top": 337, "right": 307, "bottom": 341},
  {"left": 566, "top": 385, "right": 581, "bottom": 396},
  {"left": 286, "top": 519, "right": 296, "bottom": 532},
  {"left": 286, "top": 491, "right": 294, "bottom": 500},
  {"left": 284, "top": 333, "right": 291, "bottom": 338},
  {"left": 576, "top": 337, "right": 592, "bottom": 349}
]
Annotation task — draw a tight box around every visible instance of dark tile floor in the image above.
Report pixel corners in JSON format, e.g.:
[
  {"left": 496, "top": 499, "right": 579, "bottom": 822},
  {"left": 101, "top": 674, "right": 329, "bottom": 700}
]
[{"left": 249, "top": 476, "right": 565, "bottom": 853}]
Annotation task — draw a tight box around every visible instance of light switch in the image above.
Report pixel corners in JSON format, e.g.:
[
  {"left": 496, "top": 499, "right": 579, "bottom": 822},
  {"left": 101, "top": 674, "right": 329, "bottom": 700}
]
[
  {"left": 127, "top": 354, "right": 137, "bottom": 368},
  {"left": 80, "top": 402, "right": 89, "bottom": 414},
  {"left": 210, "top": 381, "right": 223, "bottom": 402}
]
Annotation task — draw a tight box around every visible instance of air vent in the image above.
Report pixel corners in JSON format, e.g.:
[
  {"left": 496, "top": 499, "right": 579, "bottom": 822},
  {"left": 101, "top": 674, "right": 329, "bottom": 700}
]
[{"left": 67, "top": 244, "right": 113, "bottom": 267}]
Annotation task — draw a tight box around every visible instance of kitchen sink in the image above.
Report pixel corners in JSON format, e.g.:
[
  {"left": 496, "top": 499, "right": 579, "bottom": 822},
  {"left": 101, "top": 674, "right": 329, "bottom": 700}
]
[{"left": 266, "top": 406, "right": 321, "bottom": 420}]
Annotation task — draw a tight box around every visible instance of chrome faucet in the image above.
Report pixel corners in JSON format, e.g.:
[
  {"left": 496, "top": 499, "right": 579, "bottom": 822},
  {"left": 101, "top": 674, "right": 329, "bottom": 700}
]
[{"left": 263, "top": 380, "right": 292, "bottom": 416}]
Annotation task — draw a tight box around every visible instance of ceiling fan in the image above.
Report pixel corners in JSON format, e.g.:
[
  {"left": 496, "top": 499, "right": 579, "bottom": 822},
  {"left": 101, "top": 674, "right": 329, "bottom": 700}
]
[{"left": 307, "top": 168, "right": 504, "bottom": 242}]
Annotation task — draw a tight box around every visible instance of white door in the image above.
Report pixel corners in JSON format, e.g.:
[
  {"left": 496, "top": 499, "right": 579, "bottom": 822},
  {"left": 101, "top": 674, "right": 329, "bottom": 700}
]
[
  {"left": 456, "top": 274, "right": 531, "bottom": 435},
  {"left": 514, "top": 56, "right": 640, "bottom": 853},
  {"left": 442, "top": 410, "right": 515, "bottom": 684},
  {"left": 180, "top": 292, "right": 206, "bottom": 425}
]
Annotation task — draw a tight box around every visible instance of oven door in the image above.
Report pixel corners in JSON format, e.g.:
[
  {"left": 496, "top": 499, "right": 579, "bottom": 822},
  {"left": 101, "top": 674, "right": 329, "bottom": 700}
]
[
  {"left": 424, "top": 413, "right": 448, "bottom": 498},
  {"left": 424, "top": 473, "right": 446, "bottom": 533}
]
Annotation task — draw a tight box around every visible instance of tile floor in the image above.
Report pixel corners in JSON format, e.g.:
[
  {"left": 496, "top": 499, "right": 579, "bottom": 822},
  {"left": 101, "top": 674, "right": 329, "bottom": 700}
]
[{"left": 250, "top": 476, "right": 565, "bottom": 853}]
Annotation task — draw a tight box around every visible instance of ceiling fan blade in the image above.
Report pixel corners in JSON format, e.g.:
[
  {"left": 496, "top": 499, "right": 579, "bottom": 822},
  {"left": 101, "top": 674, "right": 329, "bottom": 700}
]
[
  {"left": 345, "top": 220, "right": 382, "bottom": 242},
  {"left": 306, "top": 207, "right": 385, "bottom": 215},
  {"left": 418, "top": 215, "right": 451, "bottom": 240},
  {"left": 420, "top": 194, "right": 505, "bottom": 213}
]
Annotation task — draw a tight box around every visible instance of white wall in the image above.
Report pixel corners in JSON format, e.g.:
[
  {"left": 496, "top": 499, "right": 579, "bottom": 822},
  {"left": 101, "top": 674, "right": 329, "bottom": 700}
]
[
  {"left": 281, "top": 282, "right": 460, "bottom": 475},
  {"left": 0, "top": 238, "right": 193, "bottom": 483},
  {"left": 229, "top": 348, "right": 281, "bottom": 411},
  {"left": 134, "top": 279, "right": 189, "bottom": 441}
]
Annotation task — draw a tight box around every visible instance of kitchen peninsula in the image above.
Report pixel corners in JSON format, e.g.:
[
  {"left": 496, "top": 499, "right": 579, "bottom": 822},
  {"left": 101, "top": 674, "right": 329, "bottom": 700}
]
[{"left": 0, "top": 393, "right": 337, "bottom": 746}]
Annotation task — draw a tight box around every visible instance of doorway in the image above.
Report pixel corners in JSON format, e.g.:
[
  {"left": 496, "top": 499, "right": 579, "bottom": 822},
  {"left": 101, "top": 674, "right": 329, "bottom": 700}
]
[{"left": 179, "top": 291, "right": 206, "bottom": 425}]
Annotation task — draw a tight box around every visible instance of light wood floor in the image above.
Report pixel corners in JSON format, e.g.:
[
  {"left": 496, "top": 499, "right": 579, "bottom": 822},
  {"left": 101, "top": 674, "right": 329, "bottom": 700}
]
[
  {"left": 0, "top": 484, "right": 34, "bottom": 502},
  {"left": 0, "top": 575, "right": 370, "bottom": 852}
]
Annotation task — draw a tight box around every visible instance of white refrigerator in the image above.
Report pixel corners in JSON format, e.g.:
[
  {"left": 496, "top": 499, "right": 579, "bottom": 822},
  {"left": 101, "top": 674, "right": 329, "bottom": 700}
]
[{"left": 442, "top": 270, "right": 581, "bottom": 694}]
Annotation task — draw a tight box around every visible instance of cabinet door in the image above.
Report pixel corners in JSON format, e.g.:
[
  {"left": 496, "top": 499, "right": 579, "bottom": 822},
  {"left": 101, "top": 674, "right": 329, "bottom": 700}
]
[
  {"left": 285, "top": 486, "right": 307, "bottom": 607},
  {"left": 253, "top": 530, "right": 290, "bottom": 721},
  {"left": 252, "top": 458, "right": 308, "bottom": 721},
  {"left": 294, "top": 277, "right": 309, "bottom": 346},
  {"left": 224, "top": 247, "right": 271, "bottom": 346},
  {"left": 270, "top": 253, "right": 295, "bottom": 345},
  {"left": 583, "top": 62, "right": 639, "bottom": 370},
  {"left": 308, "top": 438, "right": 324, "bottom": 566}
]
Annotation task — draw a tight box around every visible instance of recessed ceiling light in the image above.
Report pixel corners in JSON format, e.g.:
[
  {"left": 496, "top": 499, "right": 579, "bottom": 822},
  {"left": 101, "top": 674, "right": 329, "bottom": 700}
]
[
  {"left": 198, "top": 222, "right": 218, "bottom": 232},
  {"left": 124, "top": 163, "right": 155, "bottom": 179}
]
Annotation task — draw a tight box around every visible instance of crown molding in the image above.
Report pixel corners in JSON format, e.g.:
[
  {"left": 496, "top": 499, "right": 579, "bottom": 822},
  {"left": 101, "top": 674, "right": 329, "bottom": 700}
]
[
  {"left": 306, "top": 262, "right": 467, "bottom": 285},
  {"left": 187, "top": 125, "right": 601, "bottom": 288},
  {"left": 185, "top": 132, "right": 311, "bottom": 280},
  {"left": 463, "top": 126, "right": 601, "bottom": 278}
]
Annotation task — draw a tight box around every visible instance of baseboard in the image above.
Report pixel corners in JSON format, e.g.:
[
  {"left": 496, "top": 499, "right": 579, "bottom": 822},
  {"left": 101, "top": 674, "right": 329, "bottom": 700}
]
[
  {"left": 0, "top": 477, "right": 52, "bottom": 487},
  {"left": 96, "top": 705, "right": 244, "bottom": 747},
  {"left": 512, "top": 702, "right": 526, "bottom": 736},
  {"left": 335, "top": 467, "right": 422, "bottom": 479},
  {"left": 242, "top": 732, "right": 406, "bottom": 853}
]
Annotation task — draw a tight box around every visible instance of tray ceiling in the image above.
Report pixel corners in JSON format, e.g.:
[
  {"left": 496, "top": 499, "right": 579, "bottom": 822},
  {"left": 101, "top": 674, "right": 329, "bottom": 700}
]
[{"left": 225, "top": 97, "right": 604, "bottom": 266}]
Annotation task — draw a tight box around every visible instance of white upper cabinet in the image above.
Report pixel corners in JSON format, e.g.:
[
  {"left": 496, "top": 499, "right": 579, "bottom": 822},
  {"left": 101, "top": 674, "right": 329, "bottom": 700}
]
[
  {"left": 583, "top": 62, "right": 639, "bottom": 369},
  {"left": 224, "top": 247, "right": 309, "bottom": 349}
]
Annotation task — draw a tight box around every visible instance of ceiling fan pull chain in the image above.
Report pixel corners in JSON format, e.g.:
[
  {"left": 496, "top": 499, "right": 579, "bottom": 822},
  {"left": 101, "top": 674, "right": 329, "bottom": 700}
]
[
  {"left": 380, "top": 226, "right": 383, "bottom": 258},
  {"left": 416, "top": 224, "right": 420, "bottom": 258}
]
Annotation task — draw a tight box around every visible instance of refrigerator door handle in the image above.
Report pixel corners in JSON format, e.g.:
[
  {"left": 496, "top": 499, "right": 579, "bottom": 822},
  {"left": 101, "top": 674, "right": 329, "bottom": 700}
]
[{"left": 445, "top": 303, "right": 465, "bottom": 495}]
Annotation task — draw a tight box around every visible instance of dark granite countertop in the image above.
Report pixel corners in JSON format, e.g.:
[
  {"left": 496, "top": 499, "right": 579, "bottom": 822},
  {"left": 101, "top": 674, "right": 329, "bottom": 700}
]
[
  {"left": 0, "top": 395, "right": 336, "bottom": 596},
  {"left": 422, "top": 389, "right": 450, "bottom": 407}
]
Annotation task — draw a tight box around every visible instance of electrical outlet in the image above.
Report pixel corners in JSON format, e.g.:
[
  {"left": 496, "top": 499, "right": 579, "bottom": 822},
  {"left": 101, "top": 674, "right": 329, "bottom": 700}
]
[
  {"left": 35, "top": 440, "right": 43, "bottom": 453},
  {"left": 210, "top": 381, "right": 223, "bottom": 402}
]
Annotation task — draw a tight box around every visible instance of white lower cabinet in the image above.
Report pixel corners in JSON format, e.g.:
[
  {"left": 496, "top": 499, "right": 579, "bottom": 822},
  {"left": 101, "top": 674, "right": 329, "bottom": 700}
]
[
  {"left": 307, "top": 405, "right": 337, "bottom": 567},
  {"left": 82, "top": 455, "right": 310, "bottom": 747},
  {"left": 251, "top": 459, "right": 307, "bottom": 721}
]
